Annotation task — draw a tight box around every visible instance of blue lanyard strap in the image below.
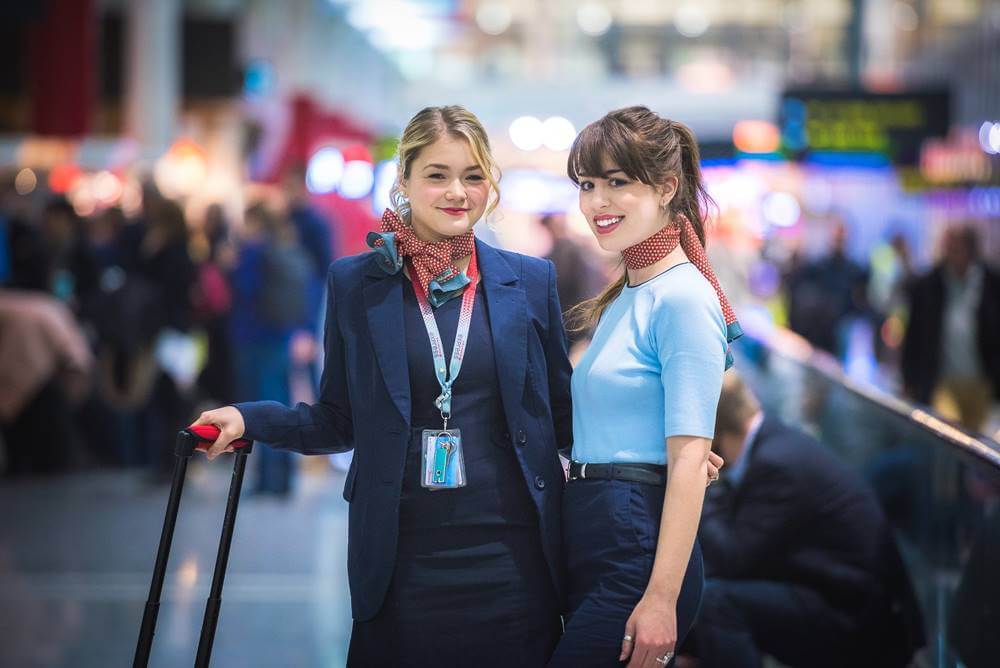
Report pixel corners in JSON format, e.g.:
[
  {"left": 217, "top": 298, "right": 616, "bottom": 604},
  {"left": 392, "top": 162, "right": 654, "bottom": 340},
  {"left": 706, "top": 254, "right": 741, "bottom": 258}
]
[{"left": 408, "top": 245, "right": 479, "bottom": 426}]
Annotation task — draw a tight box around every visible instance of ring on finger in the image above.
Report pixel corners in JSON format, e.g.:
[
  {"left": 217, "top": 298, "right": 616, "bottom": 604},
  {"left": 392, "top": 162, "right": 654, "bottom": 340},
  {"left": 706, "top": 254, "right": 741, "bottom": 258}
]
[
  {"left": 622, "top": 634, "right": 633, "bottom": 643},
  {"left": 655, "top": 651, "right": 674, "bottom": 665}
]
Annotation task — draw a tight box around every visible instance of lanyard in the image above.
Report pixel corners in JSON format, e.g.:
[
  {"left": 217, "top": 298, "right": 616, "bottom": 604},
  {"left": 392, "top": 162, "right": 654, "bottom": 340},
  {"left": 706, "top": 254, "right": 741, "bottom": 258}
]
[{"left": 408, "top": 245, "right": 479, "bottom": 429}]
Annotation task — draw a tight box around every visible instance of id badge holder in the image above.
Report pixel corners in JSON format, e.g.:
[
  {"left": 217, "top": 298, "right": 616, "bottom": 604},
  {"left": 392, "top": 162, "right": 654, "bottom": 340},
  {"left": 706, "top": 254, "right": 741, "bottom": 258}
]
[{"left": 421, "top": 429, "right": 466, "bottom": 490}]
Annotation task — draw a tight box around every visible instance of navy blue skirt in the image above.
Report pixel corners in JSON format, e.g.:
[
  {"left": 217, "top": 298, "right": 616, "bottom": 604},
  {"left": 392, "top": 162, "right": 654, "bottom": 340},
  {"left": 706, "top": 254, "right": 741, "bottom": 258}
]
[{"left": 549, "top": 478, "right": 704, "bottom": 667}]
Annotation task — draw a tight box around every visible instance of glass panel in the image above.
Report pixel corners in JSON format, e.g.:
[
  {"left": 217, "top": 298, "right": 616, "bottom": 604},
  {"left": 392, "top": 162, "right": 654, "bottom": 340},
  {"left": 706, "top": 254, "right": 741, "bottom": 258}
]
[{"left": 734, "top": 333, "right": 1000, "bottom": 668}]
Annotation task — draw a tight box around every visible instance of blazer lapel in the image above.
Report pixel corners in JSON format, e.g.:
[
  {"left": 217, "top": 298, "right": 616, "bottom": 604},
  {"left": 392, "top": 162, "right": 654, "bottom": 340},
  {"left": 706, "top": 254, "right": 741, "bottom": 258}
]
[
  {"left": 363, "top": 257, "right": 411, "bottom": 425},
  {"left": 477, "top": 240, "right": 527, "bottom": 423}
]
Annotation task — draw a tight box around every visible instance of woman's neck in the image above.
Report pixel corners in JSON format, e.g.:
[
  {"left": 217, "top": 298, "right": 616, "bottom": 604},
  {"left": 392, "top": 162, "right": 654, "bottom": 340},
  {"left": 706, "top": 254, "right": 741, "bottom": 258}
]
[{"left": 625, "top": 246, "right": 688, "bottom": 287}]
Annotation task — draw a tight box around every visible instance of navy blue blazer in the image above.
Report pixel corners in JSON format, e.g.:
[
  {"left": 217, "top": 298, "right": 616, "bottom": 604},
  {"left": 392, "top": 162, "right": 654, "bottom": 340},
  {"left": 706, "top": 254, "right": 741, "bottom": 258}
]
[{"left": 236, "top": 239, "right": 574, "bottom": 621}]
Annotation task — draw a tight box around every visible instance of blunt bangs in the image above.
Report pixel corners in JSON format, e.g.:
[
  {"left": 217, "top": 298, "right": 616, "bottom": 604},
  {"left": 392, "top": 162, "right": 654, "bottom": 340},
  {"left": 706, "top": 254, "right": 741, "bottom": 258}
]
[{"left": 567, "top": 117, "right": 654, "bottom": 186}]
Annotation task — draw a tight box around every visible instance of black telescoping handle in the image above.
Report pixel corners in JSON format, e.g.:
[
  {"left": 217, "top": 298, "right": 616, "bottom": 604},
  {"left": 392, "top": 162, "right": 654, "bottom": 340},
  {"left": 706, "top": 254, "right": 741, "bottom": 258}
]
[
  {"left": 134, "top": 431, "right": 197, "bottom": 668},
  {"left": 195, "top": 449, "right": 251, "bottom": 667},
  {"left": 133, "top": 427, "right": 253, "bottom": 668}
]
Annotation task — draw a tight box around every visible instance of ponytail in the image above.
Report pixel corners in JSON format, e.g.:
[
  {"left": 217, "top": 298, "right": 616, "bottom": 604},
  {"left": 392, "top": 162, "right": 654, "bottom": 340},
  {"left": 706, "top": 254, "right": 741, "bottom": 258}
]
[
  {"left": 565, "top": 271, "right": 627, "bottom": 333},
  {"left": 668, "top": 122, "right": 711, "bottom": 248}
]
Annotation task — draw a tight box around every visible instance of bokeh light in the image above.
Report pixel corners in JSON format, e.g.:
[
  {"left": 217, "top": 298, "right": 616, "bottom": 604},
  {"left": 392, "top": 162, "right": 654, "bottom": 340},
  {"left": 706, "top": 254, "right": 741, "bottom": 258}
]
[
  {"left": 339, "top": 160, "right": 375, "bottom": 199},
  {"left": 14, "top": 167, "right": 37, "bottom": 195},
  {"left": 509, "top": 116, "right": 544, "bottom": 151},
  {"left": 306, "top": 147, "right": 345, "bottom": 194}
]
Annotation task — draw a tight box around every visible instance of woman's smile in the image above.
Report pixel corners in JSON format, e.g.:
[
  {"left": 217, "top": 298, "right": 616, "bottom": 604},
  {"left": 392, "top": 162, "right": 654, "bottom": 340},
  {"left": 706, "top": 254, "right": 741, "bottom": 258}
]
[{"left": 593, "top": 214, "right": 625, "bottom": 235}]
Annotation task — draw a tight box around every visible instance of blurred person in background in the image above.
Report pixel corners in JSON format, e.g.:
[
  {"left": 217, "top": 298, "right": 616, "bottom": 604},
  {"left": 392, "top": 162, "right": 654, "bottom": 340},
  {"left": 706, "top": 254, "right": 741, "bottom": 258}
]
[
  {"left": 196, "top": 105, "right": 572, "bottom": 666},
  {"left": 552, "top": 107, "right": 734, "bottom": 668},
  {"left": 683, "top": 372, "right": 924, "bottom": 668},
  {"left": 85, "top": 206, "right": 127, "bottom": 274},
  {"left": 89, "top": 196, "right": 195, "bottom": 475},
  {"left": 136, "top": 197, "right": 197, "bottom": 476},
  {"left": 784, "top": 218, "right": 869, "bottom": 358},
  {"left": 229, "top": 203, "right": 311, "bottom": 497},
  {"left": 282, "top": 162, "right": 336, "bottom": 363},
  {"left": 39, "top": 197, "right": 100, "bottom": 315},
  {"left": 539, "top": 211, "right": 603, "bottom": 347},
  {"left": 1, "top": 223, "right": 92, "bottom": 474},
  {"left": 867, "top": 230, "right": 914, "bottom": 368},
  {"left": 193, "top": 203, "right": 236, "bottom": 407},
  {"left": 282, "top": 162, "right": 336, "bottom": 296},
  {"left": 902, "top": 224, "right": 1000, "bottom": 432}
]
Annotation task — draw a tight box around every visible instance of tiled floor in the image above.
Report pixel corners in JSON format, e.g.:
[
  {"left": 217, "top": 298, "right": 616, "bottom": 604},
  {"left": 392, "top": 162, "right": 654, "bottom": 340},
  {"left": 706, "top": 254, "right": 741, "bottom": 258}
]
[{"left": 0, "top": 462, "right": 353, "bottom": 667}]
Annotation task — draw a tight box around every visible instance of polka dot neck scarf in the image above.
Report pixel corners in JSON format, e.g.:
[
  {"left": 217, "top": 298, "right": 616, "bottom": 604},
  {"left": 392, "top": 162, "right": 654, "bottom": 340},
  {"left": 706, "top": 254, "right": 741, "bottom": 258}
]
[
  {"left": 623, "top": 214, "right": 743, "bottom": 364},
  {"left": 367, "top": 209, "right": 475, "bottom": 307}
]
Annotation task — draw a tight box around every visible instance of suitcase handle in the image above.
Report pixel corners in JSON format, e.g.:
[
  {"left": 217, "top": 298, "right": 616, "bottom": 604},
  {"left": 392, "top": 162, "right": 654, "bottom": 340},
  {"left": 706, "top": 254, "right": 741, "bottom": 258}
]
[
  {"left": 176, "top": 424, "right": 253, "bottom": 457},
  {"left": 135, "top": 425, "right": 254, "bottom": 668}
]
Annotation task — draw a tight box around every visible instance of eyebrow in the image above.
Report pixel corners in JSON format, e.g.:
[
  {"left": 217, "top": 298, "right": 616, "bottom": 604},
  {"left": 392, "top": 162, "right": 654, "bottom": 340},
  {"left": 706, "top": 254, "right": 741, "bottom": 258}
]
[
  {"left": 423, "top": 163, "right": 483, "bottom": 172},
  {"left": 578, "top": 169, "right": 624, "bottom": 179}
]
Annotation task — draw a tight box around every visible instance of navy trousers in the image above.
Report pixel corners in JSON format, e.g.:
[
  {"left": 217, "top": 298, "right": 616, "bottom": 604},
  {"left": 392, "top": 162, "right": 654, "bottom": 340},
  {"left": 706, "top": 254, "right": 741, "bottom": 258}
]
[
  {"left": 689, "top": 579, "right": 858, "bottom": 668},
  {"left": 550, "top": 479, "right": 704, "bottom": 667}
]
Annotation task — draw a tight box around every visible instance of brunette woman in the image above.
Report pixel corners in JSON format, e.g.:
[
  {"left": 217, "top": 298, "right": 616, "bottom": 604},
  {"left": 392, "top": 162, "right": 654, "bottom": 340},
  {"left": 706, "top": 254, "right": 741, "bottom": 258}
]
[{"left": 550, "top": 106, "right": 740, "bottom": 668}]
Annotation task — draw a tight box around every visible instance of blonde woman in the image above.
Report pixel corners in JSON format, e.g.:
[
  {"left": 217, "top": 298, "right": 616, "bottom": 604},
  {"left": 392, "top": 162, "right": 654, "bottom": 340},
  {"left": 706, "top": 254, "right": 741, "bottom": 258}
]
[{"left": 195, "top": 106, "right": 571, "bottom": 666}]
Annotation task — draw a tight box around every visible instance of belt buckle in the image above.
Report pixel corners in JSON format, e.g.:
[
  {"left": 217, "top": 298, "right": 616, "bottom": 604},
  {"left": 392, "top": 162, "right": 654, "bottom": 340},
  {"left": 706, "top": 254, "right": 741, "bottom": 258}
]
[{"left": 580, "top": 463, "right": 587, "bottom": 480}]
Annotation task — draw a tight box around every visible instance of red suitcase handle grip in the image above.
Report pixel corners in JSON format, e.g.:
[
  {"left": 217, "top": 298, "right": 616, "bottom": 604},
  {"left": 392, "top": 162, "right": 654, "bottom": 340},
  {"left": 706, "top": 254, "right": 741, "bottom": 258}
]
[{"left": 186, "top": 424, "right": 252, "bottom": 451}]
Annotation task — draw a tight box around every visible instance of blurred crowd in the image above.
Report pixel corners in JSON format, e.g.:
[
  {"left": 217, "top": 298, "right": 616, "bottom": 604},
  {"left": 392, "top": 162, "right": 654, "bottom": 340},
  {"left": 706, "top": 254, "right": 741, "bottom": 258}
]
[
  {"left": 777, "top": 219, "right": 999, "bottom": 433},
  {"left": 0, "top": 167, "right": 335, "bottom": 493}
]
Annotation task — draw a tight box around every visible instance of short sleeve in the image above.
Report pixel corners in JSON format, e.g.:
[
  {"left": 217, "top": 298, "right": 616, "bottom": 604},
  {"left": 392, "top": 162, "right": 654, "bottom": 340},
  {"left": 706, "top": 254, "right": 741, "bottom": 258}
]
[{"left": 652, "top": 286, "right": 727, "bottom": 440}]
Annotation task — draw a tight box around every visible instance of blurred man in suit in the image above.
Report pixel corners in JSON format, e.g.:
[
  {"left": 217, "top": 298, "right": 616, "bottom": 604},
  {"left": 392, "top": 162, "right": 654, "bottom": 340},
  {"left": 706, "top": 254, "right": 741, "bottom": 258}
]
[
  {"left": 685, "top": 373, "right": 923, "bottom": 668},
  {"left": 901, "top": 224, "right": 1000, "bottom": 432}
]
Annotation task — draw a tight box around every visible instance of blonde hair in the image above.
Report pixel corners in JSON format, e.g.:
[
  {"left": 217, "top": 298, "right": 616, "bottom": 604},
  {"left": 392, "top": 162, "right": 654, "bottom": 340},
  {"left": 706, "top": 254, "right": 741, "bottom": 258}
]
[{"left": 389, "top": 106, "right": 501, "bottom": 223}]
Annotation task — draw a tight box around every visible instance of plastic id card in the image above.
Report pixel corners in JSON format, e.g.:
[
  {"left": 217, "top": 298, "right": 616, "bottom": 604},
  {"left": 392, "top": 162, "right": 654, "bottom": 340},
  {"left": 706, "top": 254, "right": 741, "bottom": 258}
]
[{"left": 421, "top": 429, "right": 466, "bottom": 490}]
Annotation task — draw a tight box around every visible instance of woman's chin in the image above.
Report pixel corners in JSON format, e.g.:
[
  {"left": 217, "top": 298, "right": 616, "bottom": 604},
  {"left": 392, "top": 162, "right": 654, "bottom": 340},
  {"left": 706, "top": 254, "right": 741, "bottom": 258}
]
[
  {"left": 593, "top": 236, "right": 625, "bottom": 254},
  {"left": 435, "top": 218, "right": 474, "bottom": 237}
]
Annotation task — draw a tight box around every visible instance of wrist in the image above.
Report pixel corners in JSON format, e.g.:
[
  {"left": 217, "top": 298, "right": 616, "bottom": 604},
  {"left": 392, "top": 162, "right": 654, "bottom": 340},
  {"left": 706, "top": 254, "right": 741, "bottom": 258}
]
[{"left": 644, "top": 583, "right": 679, "bottom": 604}]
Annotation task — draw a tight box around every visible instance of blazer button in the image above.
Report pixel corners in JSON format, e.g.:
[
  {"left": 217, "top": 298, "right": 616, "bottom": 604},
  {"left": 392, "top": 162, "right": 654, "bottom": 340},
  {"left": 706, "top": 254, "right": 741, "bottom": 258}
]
[
  {"left": 517, "top": 429, "right": 527, "bottom": 445},
  {"left": 534, "top": 475, "right": 546, "bottom": 490}
]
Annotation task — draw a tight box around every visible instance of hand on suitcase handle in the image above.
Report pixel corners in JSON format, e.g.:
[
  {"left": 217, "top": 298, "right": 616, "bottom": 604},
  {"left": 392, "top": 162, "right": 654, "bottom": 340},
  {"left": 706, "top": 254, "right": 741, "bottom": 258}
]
[{"left": 191, "top": 407, "right": 249, "bottom": 460}]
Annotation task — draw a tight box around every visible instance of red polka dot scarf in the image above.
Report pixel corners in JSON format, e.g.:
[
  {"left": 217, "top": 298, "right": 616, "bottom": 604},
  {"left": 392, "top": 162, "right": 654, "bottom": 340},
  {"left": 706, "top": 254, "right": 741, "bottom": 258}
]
[
  {"left": 622, "top": 214, "right": 743, "bottom": 367},
  {"left": 367, "top": 209, "right": 475, "bottom": 307}
]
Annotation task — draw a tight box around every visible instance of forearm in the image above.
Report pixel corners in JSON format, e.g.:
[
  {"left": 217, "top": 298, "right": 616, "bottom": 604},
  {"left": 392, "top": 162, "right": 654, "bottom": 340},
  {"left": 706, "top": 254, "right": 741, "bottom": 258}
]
[
  {"left": 645, "top": 437, "right": 710, "bottom": 601},
  {"left": 236, "top": 398, "right": 354, "bottom": 455}
]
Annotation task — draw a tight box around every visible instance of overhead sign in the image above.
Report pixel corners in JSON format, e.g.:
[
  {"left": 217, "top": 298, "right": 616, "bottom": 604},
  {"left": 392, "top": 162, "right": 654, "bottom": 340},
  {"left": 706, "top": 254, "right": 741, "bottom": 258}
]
[{"left": 779, "top": 89, "right": 950, "bottom": 166}]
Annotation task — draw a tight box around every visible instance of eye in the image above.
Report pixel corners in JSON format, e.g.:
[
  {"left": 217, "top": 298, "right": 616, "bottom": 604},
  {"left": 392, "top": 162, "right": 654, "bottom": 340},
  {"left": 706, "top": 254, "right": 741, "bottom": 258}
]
[
  {"left": 465, "top": 174, "right": 485, "bottom": 182},
  {"left": 579, "top": 180, "right": 594, "bottom": 192},
  {"left": 608, "top": 177, "right": 629, "bottom": 187}
]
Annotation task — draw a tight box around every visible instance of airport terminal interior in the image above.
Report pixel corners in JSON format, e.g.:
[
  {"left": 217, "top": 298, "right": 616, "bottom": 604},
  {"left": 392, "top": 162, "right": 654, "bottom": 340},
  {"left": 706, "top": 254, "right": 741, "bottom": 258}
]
[{"left": 1, "top": 1, "right": 999, "bottom": 666}]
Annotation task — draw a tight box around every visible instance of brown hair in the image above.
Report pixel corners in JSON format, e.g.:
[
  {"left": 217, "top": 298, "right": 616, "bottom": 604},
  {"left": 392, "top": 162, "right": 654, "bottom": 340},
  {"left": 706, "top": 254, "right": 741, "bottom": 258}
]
[
  {"left": 714, "top": 371, "right": 761, "bottom": 439},
  {"left": 566, "top": 106, "right": 715, "bottom": 330},
  {"left": 390, "top": 105, "right": 501, "bottom": 223}
]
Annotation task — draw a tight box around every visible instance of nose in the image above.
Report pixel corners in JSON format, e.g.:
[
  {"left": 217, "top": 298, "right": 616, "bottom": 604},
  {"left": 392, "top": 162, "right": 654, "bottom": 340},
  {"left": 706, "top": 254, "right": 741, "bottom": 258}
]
[
  {"left": 445, "top": 178, "right": 466, "bottom": 201},
  {"left": 587, "top": 187, "right": 609, "bottom": 210}
]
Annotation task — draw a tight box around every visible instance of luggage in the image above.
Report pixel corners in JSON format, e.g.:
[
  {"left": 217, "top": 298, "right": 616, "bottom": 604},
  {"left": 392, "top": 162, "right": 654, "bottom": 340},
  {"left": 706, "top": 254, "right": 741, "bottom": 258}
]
[{"left": 133, "top": 425, "right": 253, "bottom": 667}]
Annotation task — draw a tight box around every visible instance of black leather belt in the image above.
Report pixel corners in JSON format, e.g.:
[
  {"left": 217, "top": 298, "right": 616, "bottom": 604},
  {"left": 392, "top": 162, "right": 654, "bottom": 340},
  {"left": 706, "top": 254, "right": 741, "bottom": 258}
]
[{"left": 568, "top": 461, "right": 666, "bottom": 486}]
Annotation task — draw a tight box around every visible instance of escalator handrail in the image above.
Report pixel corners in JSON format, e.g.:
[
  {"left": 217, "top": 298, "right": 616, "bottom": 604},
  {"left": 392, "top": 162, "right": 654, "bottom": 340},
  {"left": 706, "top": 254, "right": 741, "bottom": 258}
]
[{"left": 743, "top": 321, "right": 1000, "bottom": 469}]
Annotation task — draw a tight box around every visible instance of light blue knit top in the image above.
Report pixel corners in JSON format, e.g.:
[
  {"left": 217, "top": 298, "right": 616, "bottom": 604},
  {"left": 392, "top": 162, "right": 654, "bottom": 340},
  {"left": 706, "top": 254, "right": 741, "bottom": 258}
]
[{"left": 571, "top": 262, "right": 728, "bottom": 465}]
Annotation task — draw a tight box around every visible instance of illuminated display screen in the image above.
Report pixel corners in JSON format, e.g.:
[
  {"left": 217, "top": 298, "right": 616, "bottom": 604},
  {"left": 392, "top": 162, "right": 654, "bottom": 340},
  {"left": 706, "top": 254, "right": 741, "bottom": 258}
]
[{"left": 779, "top": 89, "right": 950, "bottom": 166}]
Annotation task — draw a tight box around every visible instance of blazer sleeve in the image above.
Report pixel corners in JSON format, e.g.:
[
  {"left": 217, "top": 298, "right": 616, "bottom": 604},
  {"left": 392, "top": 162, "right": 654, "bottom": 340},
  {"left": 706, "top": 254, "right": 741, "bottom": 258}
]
[
  {"left": 544, "top": 259, "right": 574, "bottom": 456},
  {"left": 699, "top": 459, "right": 808, "bottom": 578},
  {"left": 233, "top": 266, "right": 354, "bottom": 454}
]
